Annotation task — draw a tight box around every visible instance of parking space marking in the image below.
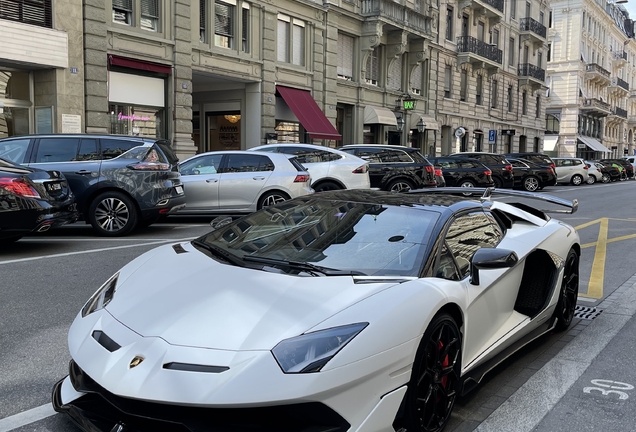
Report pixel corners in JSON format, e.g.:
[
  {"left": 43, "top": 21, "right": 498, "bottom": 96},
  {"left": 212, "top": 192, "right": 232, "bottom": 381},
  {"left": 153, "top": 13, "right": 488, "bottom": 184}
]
[
  {"left": 0, "top": 403, "right": 55, "bottom": 432},
  {"left": 0, "top": 238, "right": 196, "bottom": 265}
]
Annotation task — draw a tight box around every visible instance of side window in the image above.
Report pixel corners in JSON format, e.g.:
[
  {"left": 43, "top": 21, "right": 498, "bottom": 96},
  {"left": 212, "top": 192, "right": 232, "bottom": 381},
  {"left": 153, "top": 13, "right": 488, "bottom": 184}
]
[
  {"left": 356, "top": 148, "right": 383, "bottom": 163},
  {"left": 436, "top": 242, "right": 461, "bottom": 281},
  {"left": 259, "top": 156, "right": 275, "bottom": 171},
  {"left": 101, "top": 139, "right": 139, "bottom": 160},
  {"left": 445, "top": 212, "right": 504, "bottom": 279},
  {"left": 458, "top": 160, "right": 475, "bottom": 169},
  {"left": 379, "top": 150, "right": 413, "bottom": 163},
  {"left": 34, "top": 138, "right": 80, "bottom": 163},
  {"left": 572, "top": 159, "right": 582, "bottom": 166},
  {"left": 77, "top": 139, "right": 99, "bottom": 161},
  {"left": 556, "top": 159, "right": 565, "bottom": 167},
  {"left": 510, "top": 160, "right": 526, "bottom": 168},
  {"left": 224, "top": 154, "right": 263, "bottom": 172},
  {"left": 180, "top": 154, "right": 223, "bottom": 175},
  {"left": 0, "top": 139, "right": 31, "bottom": 164},
  {"left": 278, "top": 147, "right": 320, "bottom": 164}
]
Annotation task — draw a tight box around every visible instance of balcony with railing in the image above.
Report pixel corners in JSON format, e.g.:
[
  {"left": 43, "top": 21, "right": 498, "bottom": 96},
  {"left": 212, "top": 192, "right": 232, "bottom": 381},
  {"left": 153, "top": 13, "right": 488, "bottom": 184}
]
[
  {"left": 585, "top": 64, "right": 611, "bottom": 86},
  {"left": 609, "top": 77, "right": 629, "bottom": 96},
  {"left": 458, "top": 0, "right": 504, "bottom": 23},
  {"left": 518, "top": 63, "right": 545, "bottom": 90},
  {"left": 580, "top": 98, "right": 611, "bottom": 117},
  {"left": 360, "top": 0, "right": 432, "bottom": 37},
  {"left": 519, "top": 17, "right": 547, "bottom": 45},
  {"left": 613, "top": 107, "right": 628, "bottom": 119},
  {"left": 612, "top": 50, "right": 628, "bottom": 68},
  {"left": 457, "top": 36, "right": 502, "bottom": 72}
]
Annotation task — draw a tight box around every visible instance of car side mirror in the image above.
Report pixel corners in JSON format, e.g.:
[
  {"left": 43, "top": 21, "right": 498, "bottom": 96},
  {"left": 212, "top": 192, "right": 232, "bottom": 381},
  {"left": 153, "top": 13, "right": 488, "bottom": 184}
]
[
  {"left": 470, "top": 248, "right": 518, "bottom": 285},
  {"left": 210, "top": 216, "right": 233, "bottom": 230}
]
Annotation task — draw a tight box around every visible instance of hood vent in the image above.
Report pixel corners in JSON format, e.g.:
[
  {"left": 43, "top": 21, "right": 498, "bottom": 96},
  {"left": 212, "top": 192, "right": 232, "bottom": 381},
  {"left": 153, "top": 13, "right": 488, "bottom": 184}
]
[
  {"left": 92, "top": 331, "right": 121, "bottom": 352},
  {"left": 172, "top": 243, "right": 188, "bottom": 254},
  {"left": 163, "top": 362, "right": 229, "bottom": 373}
]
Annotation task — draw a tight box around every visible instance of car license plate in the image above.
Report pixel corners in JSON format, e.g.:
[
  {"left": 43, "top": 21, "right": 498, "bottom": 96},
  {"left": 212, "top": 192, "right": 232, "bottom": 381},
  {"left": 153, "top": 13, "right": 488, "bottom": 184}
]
[
  {"left": 47, "top": 183, "right": 62, "bottom": 191},
  {"left": 175, "top": 185, "right": 184, "bottom": 195}
]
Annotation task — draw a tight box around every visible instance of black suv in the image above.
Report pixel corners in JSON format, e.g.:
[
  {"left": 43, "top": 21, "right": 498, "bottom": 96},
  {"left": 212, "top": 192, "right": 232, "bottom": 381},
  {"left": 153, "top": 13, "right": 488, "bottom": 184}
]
[
  {"left": 0, "top": 135, "right": 185, "bottom": 236},
  {"left": 599, "top": 158, "right": 634, "bottom": 179},
  {"left": 339, "top": 144, "right": 437, "bottom": 191},
  {"left": 447, "top": 152, "right": 514, "bottom": 188},
  {"left": 507, "top": 158, "right": 557, "bottom": 191},
  {"left": 427, "top": 157, "right": 494, "bottom": 188},
  {"left": 504, "top": 152, "right": 556, "bottom": 170}
]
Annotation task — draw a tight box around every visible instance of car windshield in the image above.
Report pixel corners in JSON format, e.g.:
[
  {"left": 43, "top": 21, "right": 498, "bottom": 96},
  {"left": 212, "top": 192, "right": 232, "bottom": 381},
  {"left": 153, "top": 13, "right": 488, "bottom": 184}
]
[{"left": 196, "top": 197, "right": 439, "bottom": 277}]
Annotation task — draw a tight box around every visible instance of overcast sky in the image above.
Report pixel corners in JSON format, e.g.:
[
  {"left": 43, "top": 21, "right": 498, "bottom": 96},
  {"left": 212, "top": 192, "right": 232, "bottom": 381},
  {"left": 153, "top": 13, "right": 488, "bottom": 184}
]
[{"left": 626, "top": 2, "right": 636, "bottom": 21}]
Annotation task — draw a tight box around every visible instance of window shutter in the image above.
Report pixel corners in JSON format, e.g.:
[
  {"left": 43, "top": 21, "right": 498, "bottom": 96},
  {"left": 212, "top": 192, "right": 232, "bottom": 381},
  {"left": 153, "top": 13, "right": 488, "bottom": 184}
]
[
  {"left": 410, "top": 63, "right": 422, "bottom": 94},
  {"left": 112, "top": 0, "right": 132, "bottom": 10},
  {"left": 200, "top": 0, "right": 206, "bottom": 33},
  {"left": 387, "top": 56, "right": 402, "bottom": 90},
  {"left": 292, "top": 23, "right": 305, "bottom": 66},
  {"left": 277, "top": 19, "right": 289, "bottom": 62},
  {"left": 337, "top": 33, "right": 354, "bottom": 79},
  {"left": 141, "top": 0, "right": 159, "bottom": 18},
  {"left": 242, "top": 5, "right": 249, "bottom": 51},
  {"left": 215, "top": 1, "right": 234, "bottom": 37},
  {"left": 366, "top": 46, "right": 379, "bottom": 83}
]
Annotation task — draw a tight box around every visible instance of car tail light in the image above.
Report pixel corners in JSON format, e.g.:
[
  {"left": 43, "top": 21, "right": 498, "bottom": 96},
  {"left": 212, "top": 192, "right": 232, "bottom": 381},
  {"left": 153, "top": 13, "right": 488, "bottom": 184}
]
[
  {"left": 583, "top": 165, "right": 588, "bottom": 170},
  {"left": 425, "top": 165, "right": 435, "bottom": 173},
  {"left": 550, "top": 163, "right": 556, "bottom": 170},
  {"left": 128, "top": 162, "right": 171, "bottom": 171},
  {"left": 505, "top": 164, "right": 513, "bottom": 172},
  {"left": 294, "top": 174, "right": 310, "bottom": 183},
  {"left": 0, "top": 177, "right": 41, "bottom": 198},
  {"left": 434, "top": 168, "right": 443, "bottom": 176},
  {"left": 484, "top": 170, "right": 492, "bottom": 176},
  {"left": 352, "top": 164, "right": 368, "bottom": 174}
]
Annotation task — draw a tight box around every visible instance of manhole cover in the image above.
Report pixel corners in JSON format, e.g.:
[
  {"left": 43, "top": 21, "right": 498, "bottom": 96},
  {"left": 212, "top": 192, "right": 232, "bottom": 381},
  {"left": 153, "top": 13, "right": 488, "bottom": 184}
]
[{"left": 574, "top": 305, "right": 603, "bottom": 320}]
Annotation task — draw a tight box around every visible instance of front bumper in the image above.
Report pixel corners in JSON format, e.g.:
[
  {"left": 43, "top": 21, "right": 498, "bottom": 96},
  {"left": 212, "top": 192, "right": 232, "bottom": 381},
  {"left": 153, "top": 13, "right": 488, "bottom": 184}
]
[{"left": 53, "top": 361, "right": 350, "bottom": 432}]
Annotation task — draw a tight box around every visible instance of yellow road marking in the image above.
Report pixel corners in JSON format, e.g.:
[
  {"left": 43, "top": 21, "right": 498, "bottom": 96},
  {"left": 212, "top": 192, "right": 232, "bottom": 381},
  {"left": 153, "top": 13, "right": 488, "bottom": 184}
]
[{"left": 586, "top": 218, "right": 608, "bottom": 299}]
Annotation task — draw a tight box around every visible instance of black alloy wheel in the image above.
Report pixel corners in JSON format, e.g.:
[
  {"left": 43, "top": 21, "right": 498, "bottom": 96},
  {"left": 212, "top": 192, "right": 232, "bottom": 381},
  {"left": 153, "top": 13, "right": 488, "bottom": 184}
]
[
  {"left": 88, "top": 191, "right": 138, "bottom": 237},
  {"left": 554, "top": 249, "right": 579, "bottom": 331},
  {"left": 403, "top": 313, "right": 461, "bottom": 432},
  {"left": 601, "top": 173, "right": 611, "bottom": 183}
]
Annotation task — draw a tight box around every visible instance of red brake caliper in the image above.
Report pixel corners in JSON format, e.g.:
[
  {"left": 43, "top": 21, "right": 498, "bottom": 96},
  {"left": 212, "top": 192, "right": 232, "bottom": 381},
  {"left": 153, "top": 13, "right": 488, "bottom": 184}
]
[{"left": 439, "top": 340, "right": 449, "bottom": 388}]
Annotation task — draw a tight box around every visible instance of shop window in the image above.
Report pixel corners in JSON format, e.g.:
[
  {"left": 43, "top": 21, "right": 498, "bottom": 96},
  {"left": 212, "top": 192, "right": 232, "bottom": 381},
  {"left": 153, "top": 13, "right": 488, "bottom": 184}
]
[
  {"left": 275, "top": 120, "right": 301, "bottom": 143},
  {"left": 215, "top": 0, "right": 235, "bottom": 48},
  {"left": 365, "top": 46, "right": 379, "bottom": 85},
  {"left": 113, "top": 0, "right": 133, "bottom": 25},
  {"left": 109, "top": 105, "right": 165, "bottom": 139},
  {"left": 337, "top": 33, "right": 354, "bottom": 81},
  {"left": 277, "top": 14, "right": 305, "bottom": 66}
]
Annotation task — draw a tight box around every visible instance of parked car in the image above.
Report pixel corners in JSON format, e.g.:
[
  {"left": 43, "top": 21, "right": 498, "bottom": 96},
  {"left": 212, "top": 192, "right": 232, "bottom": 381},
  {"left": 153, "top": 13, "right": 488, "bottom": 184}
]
[
  {"left": 248, "top": 143, "right": 370, "bottom": 191},
  {"left": 552, "top": 157, "right": 589, "bottom": 185},
  {"left": 599, "top": 158, "right": 634, "bottom": 179},
  {"left": 339, "top": 144, "right": 437, "bottom": 191},
  {"left": 0, "top": 157, "right": 78, "bottom": 243},
  {"left": 0, "top": 135, "right": 186, "bottom": 236},
  {"left": 53, "top": 188, "right": 580, "bottom": 432},
  {"left": 447, "top": 152, "right": 514, "bottom": 188},
  {"left": 428, "top": 157, "right": 494, "bottom": 188},
  {"left": 504, "top": 152, "right": 556, "bottom": 170},
  {"left": 177, "top": 151, "right": 312, "bottom": 214},
  {"left": 623, "top": 155, "right": 636, "bottom": 172},
  {"left": 584, "top": 161, "right": 602, "bottom": 184},
  {"left": 593, "top": 161, "right": 622, "bottom": 182},
  {"left": 507, "top": 158, "right": 557, "bottom": 191}
]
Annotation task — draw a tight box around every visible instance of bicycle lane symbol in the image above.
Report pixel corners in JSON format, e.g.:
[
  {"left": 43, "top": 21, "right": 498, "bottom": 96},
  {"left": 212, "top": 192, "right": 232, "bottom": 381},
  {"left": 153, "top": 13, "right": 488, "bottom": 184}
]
[{"left": 583, "top": 379, "right": 634, "bottom": 400}]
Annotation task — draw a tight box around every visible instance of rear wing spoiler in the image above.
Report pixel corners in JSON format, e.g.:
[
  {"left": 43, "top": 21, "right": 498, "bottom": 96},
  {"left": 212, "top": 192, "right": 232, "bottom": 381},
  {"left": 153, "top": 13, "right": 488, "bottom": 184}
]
[{"left": 408, "top": 187, "right": 578, "bottom": 214}]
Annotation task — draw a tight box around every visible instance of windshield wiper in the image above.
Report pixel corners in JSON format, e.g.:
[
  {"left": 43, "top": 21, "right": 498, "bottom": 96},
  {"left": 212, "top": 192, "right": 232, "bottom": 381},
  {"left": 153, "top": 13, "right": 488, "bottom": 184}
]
[
  {"left": 191, "top": 240, "right": 245, "bottom": 267},
  {"left": 242, "top": 255, "right": 366, "bottom": 277}
]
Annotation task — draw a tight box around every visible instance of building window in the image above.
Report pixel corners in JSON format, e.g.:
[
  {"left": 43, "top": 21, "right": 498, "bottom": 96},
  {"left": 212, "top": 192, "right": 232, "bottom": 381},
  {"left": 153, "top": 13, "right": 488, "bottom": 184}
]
[
  {"left": 537, "top": 51, "right": 543, "bottom": 68},
  {"left": 476, "top": 75, "right": 483, "bottom": 105},
  {"left": 508, "top": 85, "right": 513, "bottom": 112},
  {"left": 365, "top": 46, "right": 379, "bottom": 85},
  {"left": 491, "top": 79, "right": 498, "bottom": 108},
  {"left": 509, "top": 38, "right": 515, "bottom": 66},
  {"left": 444, "top": 65, "right": 452, "bottom": 98},
  {"left": 511, "top": 0, "right": 516, "bottom": 19},
  {"left": 539, "top": 11, "right": 544, "bottom": 25},
  {"left": 477, "top": 21, "right": 485, "bottom": 41},
  {"left": 1, "top": 0, "right": 52, "bottom": 28},
  {"left": 387, "top": 56, "right": 402, "bottom": 90},
  {"left": 410, "top": 63, "right": 422, "bottom": 95},
  {"left": 446, "top": 6, "right": 454, "bottom": 41},
  {"left": 215, "top": 1, "right": 235, "bottom": 48},
  {"left": 199, "top": 0, "right": 206, "bottom": 42},
  {"left": 492, "top": 28, "right": 499, "bottom": 48},
  {"left": 460, "top": 69, "right": 467, "bottom": 102},
  {"left": 241, "top": 3, "right": 250, "bottom": 53},
  {"left": 109, "top": 104, "right": 165, "bottom": 139},
  {"left": 337, "top": 33, "right": 354, "bottom": 81},
  {"left": 547, "top": 43, "right": 551, "bottom": 62},
  {"left": 140, "top": 0, "right": 159, "bottom": 31},
  {"left": 545, "top": 114, "right": 560, "bottom": 133},
  {"left": 522, "top": 90, "right": 527, "bottom": 115},
  {"left": 549, "top": 11, "right": 553, "bottom": 28},
  {"left": 536, "top": 95, "right": 541, "bottom": 118},
  {"left": 277, "top": 15, "right": 305, "bottom": 66},
  {"left": 113, "top": 0, "right": 133, "bottom": 25}
]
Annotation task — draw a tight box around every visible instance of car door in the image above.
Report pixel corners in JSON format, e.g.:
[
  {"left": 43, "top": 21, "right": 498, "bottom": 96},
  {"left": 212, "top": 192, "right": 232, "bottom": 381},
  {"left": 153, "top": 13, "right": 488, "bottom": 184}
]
[
  {"left": 218, "top": 154, "right": 274, "bottom": 210},
  {"left": 437, "top": 211, "right": 522, "bottom": 367},
  {"left": 178, "top": 154, "right": 223, "bottom": 211},
  {"left": 436, "top": 158, "right": 460, "bottom": 186},
  {"left": 351, "top": 148, "right": 385, "bottom": 188},
  {"left": 509, "top": 159, "right": 529, "bottom": 187},
  {"left": 555, "top": 159, "right": 572, "bottom": 182},
  {"left": 29, "top": 137, "right": 102, "bottom": 208}
]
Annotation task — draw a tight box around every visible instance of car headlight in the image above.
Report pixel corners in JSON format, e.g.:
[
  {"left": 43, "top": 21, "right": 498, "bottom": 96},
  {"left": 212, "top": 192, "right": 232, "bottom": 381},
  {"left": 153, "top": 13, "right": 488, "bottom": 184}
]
[
  {"left": 81, "top": 273, "right": 119, "bottom": 317},
  {"left": 271, "top": 322, "right": 368, "bottom": 373}
]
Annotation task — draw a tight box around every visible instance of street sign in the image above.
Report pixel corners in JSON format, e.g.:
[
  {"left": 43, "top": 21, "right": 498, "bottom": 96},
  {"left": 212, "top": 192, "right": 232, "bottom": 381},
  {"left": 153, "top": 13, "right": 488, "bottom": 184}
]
[
  {"left": 488, "top": 130, "right": 496, "bottom": 143},
  {"left": 403, "top": 99, "right": 416, "bottom": 110}
]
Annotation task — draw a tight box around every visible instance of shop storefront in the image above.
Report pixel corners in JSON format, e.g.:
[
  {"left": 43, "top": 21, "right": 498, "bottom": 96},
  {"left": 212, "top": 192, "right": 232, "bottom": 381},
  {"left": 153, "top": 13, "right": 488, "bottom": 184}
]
[
  {"left": 0, "top": 70, "right": 32, "bottom": 138},
  {"left": 107, "top": 56, "right": 169, "bottom": 139}
]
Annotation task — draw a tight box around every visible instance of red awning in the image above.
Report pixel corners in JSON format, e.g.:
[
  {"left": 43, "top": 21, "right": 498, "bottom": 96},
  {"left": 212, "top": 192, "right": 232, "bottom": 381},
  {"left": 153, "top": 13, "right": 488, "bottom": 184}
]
[
  {"left": 276, "top": 86, "right": 342, "bottom": 140},
  {"left": 108, "top": 55, "right": 172, "bottom": 74}
]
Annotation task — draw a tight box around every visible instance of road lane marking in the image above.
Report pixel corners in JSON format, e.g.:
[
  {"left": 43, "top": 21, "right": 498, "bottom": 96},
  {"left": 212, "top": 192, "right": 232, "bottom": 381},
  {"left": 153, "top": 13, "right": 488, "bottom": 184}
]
[
  {"left": 0, "top": 238, "right": 196, "bottom": 265},
  {"left": 587, "top": 218, "right": 608, "bottom": 299},
  {"left": 0, "top": 403, "right": 55, "bottom": 432}
]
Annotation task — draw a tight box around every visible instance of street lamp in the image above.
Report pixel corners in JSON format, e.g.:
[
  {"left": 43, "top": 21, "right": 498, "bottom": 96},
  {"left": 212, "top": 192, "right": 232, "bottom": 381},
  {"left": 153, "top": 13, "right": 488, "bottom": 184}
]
[
  {"left": 416, "top": 117, "right": 426, "bottom": 133},
  {"left": 396, "top": 116, "right": 405, "bottom": 132}
]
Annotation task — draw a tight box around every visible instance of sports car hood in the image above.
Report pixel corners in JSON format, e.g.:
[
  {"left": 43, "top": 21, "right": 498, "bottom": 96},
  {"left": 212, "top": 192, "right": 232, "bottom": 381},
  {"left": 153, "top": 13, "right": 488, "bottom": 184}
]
[{"left": 105, "top": 242, "right": 398, "bottom": 351}]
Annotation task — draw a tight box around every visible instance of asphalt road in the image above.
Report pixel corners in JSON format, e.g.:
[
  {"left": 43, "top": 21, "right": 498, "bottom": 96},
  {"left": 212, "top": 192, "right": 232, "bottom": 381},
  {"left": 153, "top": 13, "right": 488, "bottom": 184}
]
[{"left": 1, "top": 179, "right": 636, "bottom": 432}]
